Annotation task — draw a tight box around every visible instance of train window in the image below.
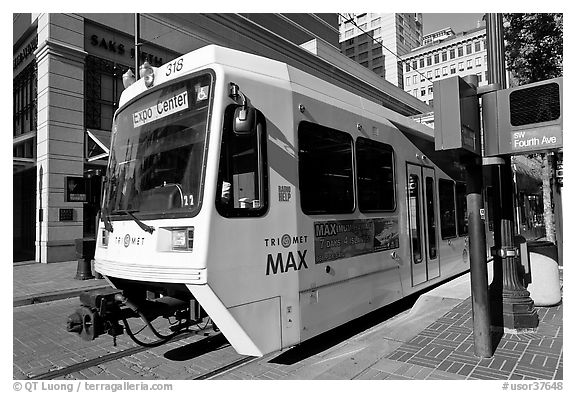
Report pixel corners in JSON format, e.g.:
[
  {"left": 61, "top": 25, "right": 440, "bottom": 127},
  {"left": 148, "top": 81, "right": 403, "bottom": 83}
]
[
  {"left": 456, "top": 183, "right": 468, "bottom": 236},
  {"left": 439, "top": 179, "right": 457, "bottom": 239},
  {"left": 216, "top": 105, "right": 268, "bottom": 218},
  {"left": 298, "top": 121, "right": 354, "bottom": 215},
  {"left": 408, "top": 174, "right": 423, "bottom": 263},
  {"left": 425, "top": 177, "right": 437, "bottom": 259},
  {"left": 356, "top": 138, "right": 395, "bottom": 212}
]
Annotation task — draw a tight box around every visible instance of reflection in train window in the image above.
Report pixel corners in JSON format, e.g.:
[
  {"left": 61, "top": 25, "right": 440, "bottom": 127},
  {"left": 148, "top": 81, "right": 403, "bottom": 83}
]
[
  {"left": 439, "top": 179, "right": 457, "bottom": 239},
  {"left": 456, "top": 183, "right": 468, "bottom": 236},
  {"left": 298, "top": 122, "right": 354, "bottom": 215},
  {"left": 408, "top": 174, "right": 422, "bottom": 263},
  {"left": 356, "top": 137, "right": 396, "bottom": 212},
  {"left": 425, "top": 176, "right": 437, "bottom": 259}
]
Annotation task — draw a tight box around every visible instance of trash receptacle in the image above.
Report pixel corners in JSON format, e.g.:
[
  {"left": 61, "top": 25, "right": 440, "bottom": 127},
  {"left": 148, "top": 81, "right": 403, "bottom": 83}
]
[
  {"left": 75, "top": 238, "right": 96, "bottom": 280},
  {"left": 526, "top": 241, "right": 561, "bottom": 306}
]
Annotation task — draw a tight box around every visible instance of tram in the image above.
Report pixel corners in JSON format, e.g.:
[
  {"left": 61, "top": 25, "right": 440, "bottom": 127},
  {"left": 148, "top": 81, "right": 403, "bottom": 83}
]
[{"left": 67, "top": 45, "right": 483, "bottom": 356}]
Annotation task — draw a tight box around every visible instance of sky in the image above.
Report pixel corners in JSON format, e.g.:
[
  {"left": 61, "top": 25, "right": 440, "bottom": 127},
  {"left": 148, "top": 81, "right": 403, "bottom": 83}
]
[{"left": 422, "top": 13, "right": 486, "bottom": 35}]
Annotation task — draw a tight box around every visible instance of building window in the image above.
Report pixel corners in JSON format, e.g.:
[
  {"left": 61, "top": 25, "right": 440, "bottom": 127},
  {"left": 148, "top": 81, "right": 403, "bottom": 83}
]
[
  {"left": 360, "top": 61, "right": 369, "bottom": 68},
  {"left": 373, "top": 66, "right": 383, "bottom": 75},
  {"left": 427, "top": 70, "right": 432, "bottom": 79},
  {"left": 450, "top": 64, "right": 456, "bottom": 74},
  {"left": 371, "top": 17, "right": 381, "bottom": 27},
  {"left": 419, "top": 58, "right": 424, "bottom": 68},
  {"left": 372, "top": 47, "right": 382, "bottom": 57},
  {"left": 420, "top": 88, "right": 426, "bottom": 97},
  {"left": 345, "top": 29, "right": 354, "bottom": 39},
  {"left": 357, "top": 14, "right": 367, "bottom": 24},
  {"left": 428, "top": 99, "right": 433, "bottom": 107},
  {"left": 449, "top": 48, "right": 455, "bottom": 59},
  {"left": 413, "top": 75, "right": 418, "bottom": 84},
  {"left": 477, "top": 73, "right": 483, "bottom": 82},
  {"left": 442, "top": 66, "right": 448, "bottom": 76},
  {"left": 372, "top": 56, "right": 383, "bottom": 65},
  {"left": 358, "top": 42, "right": 368, "bottom": 51},
  {"left": 358, "top": 23, "right": 367, "bottom": 31},
  {"left": 475, "top": 57, "right": 482, "bottom": 67},
  {"left": 298, "top": 122, "right": 354, "bottom": 214},
  {"left": 458, "top": 61, "right": 464, "bottom": 71},
  {"left": 475, "top": 41, "right": 481, "bottom": 52},
  {"left": 406, "top": 76, "right": 411, "bottom": 86},
  {"left": 428, "top": 85, "right": 433, "bottom": 94},
  {"left": 413, "top": 89, "right": 418, "bottom": 96},
  {"left": 345, "top": 47, "right": 355, "bottom": 56},
  {"left": 406, "top": 62, "right": 411, "bottom": 72},
  {"left": 426, "top": 56, "right": 432, "bottom": 66},
  {"left": 442, "top": 51, "right": 447, "bottom": 61},
  {"left": 484, "top": 54, "right": 488, "bottom": 64},
  {"left": 467, "top": 59, "right": 472, "bottom": 69},
  {"left": 420, "top": 73, "right": 425, "bottom": 82},
  {"left": 466, "top": 43, "right": 472, "bottom": 54},
  {"left": 412, "top": 60, "right": 417, "bottom": 70},
  {"left": 458, "top": 46, "right": 463, "bottom": 57},
  {"left": 85, "top": 55, "right": 132, "bottom": 131},
  {"left": 435, "top": 68, "right": 440, "bottom": 78},
  {"left": 434, "top": 53, "right": 439, "bottom": 63},
  {"left": 13, "top": 61, "right": 38, "bottom": 138},
  {"left": 485, "top": 70, "right": 489, "bottom": 81},
  {"left": 372, "top": 27, "right": 381, "bottom": 37},
  {"left": 356, "top": 138, "right": 396, "bottom": 212},
  {"left": 358, "top": 52, "right": 368, "bottom": 61}
]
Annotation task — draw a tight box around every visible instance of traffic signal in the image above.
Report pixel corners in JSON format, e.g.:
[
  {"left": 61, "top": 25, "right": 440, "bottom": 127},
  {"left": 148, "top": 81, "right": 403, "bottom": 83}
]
[
  {"left": 483, "top": 77, "right": 563, "bottom": 156},
  {"left": 434, "top": 76, "right": 481, "bottom": 156}
]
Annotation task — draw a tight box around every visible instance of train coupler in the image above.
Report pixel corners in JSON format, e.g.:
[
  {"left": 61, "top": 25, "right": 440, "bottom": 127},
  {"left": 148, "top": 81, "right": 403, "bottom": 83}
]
[{"left": 66, "top": 288, "right": 127, "bottom": 343}]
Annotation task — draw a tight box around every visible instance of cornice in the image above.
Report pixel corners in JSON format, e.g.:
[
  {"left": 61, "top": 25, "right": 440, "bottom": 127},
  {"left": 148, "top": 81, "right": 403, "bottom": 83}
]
[{"left": 34, "top": 39, "right": 88, "bottom": 65}]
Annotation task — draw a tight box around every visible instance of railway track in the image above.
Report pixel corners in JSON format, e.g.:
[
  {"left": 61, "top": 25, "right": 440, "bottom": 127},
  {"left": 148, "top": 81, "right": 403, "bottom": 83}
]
[{"left": 25, "top": 328, "right": 254, "bottom": 380}]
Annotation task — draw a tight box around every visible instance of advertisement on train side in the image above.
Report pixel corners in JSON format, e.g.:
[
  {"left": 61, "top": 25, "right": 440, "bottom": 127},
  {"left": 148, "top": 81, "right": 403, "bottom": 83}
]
[{"left": 313, "top": 218, "right": 399, "bottom": 263}]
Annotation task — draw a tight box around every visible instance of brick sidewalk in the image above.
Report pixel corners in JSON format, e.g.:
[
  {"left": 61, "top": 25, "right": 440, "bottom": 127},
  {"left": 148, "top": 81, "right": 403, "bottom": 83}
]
[{"left": 13, "top": 261, "right": 109, "bottom": 306}]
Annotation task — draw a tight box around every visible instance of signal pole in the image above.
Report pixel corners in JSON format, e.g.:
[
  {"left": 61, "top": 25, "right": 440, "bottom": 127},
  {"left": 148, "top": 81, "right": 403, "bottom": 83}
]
[
  {"left": 485, "top": 13, "right": 538, "bottom": 330},
  {"left": 135, "top": 13, "right": 141, "bottom": 79}
]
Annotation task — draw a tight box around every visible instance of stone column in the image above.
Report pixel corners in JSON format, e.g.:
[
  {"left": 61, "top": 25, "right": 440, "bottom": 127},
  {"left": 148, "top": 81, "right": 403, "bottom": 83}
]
[{"left": 35, "top": 13, "right": 87, "bottom": 262}]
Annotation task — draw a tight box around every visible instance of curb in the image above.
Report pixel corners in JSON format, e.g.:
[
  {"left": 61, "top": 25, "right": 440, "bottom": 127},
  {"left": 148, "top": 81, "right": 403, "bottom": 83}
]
[{"left": 13, "top": 284, "right": 110, "bottom": 307}]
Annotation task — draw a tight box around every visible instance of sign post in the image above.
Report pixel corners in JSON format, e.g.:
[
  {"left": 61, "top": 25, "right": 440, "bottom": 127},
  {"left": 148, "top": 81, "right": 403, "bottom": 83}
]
[{"left": 434, "top": 75, "right": 492, "bottom": 358}]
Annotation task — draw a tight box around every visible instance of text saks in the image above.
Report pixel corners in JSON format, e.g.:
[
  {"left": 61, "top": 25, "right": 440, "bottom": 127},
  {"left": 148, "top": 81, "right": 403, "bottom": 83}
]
[{"left": 266, "top": 250, "right": 308, "bottom": 275}]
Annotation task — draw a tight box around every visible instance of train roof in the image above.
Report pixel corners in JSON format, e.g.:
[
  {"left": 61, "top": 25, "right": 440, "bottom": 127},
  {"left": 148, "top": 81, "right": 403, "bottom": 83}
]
[{"left": 118, "top": 45, "right": 434, "bottom": 142}]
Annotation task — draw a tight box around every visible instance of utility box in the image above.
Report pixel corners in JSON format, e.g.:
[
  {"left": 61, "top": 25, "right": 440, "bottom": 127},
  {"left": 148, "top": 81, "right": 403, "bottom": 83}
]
[
  {"left": 483, "top": 77, "right": 563, "bottom": 156},
  {"left": 434, "top": 76, "right": 481, "bottom": 156}
]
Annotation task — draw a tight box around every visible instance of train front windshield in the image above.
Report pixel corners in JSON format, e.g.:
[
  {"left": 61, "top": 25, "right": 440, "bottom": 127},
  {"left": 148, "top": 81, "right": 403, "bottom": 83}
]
[{"left": 104, "top": 73, "right": 213, "bottom": 218}]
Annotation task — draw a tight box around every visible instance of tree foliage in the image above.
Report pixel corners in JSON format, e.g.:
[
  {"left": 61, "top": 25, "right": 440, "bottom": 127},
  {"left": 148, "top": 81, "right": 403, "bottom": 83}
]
[{"left": 503, "top": 13, "right": 563, "bottom": 86}]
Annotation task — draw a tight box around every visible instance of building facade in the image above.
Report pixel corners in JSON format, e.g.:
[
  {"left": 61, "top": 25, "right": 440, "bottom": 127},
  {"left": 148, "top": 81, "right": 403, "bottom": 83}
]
[
  {"left": 338, "top": 13, "right": 423, "bottom": 87},
  {"left": 422, "top": 27, "right": 455, "bottom": 46},
  {"left": 401, "top": 26, "right": 488, "bottom": 107},
  {"left": 13, "top": 13, "right": 429, "bottom": 263}
]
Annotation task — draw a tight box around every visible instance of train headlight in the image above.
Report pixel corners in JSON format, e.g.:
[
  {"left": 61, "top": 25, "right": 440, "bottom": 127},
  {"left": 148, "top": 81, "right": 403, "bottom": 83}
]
[{"left": 171, "top": 227, "right": 194, "bottom": 251}]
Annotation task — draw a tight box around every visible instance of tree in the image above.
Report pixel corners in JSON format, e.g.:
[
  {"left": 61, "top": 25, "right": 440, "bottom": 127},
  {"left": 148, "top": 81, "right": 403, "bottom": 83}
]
[
  {"left": 503, "top": 13, "right": 563, "bottom": 242},
  {"left": 503, "top": 13, "right": 563, "bottom": 86}
]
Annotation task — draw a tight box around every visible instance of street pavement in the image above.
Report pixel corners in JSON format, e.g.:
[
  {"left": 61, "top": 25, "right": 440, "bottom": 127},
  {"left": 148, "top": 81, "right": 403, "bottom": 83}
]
[{"left": 13, "top": 260, "right": 563, "bottom": 380}]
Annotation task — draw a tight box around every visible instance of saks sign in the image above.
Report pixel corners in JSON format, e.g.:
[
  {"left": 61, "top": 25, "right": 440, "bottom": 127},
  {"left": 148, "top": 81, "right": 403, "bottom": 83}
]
[{"left": 88, "top": 33, "right": 164, "bottom": 67}]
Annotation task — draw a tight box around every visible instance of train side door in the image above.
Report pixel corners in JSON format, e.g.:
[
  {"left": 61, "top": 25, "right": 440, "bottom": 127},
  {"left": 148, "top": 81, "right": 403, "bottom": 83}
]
[{"left": 406, "top": 164, "right": 439, "bottom": 287}]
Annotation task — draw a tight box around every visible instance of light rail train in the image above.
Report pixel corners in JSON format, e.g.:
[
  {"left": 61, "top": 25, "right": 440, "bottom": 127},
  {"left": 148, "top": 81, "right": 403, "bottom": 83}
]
[{"left": 67, "top": 45, "right": 489, "bottom": 356}]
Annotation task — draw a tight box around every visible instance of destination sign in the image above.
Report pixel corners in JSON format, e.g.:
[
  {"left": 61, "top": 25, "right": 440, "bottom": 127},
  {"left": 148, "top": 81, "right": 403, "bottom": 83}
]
[
  {"left": 132, "top": 90, "right": 188, "bottom": 128},
  {"left": 511, "top": 128, "right": 562, "bottom": 153}
]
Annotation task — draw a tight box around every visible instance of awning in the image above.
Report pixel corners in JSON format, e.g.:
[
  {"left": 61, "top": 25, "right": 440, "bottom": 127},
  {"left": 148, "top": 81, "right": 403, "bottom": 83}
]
[{"left": 86, "top": 129, "right": 110, "bottom": 162}]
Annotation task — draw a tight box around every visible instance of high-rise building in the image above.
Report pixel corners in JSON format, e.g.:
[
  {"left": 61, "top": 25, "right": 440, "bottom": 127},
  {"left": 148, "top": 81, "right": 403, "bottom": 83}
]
[
  {"left": 339, "top": 13, "right": 423, "bottom": 87},
  {"left": 401, "top": 26, "right": 488, "bottom": 107}
]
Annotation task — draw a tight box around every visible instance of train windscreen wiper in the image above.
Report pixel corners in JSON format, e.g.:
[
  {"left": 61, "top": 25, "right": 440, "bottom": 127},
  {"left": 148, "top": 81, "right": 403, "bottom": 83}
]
[
  {"left": 102, "top": 208, "right": 114, "bottom": 233},
  {"left": 116, "top": 209, "right": 155, "bottom": 234}
]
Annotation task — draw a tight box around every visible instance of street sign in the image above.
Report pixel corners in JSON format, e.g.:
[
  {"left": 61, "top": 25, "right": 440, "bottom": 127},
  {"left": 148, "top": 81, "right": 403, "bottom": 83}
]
[{"left": 483, "top": 78, "right": 562, "bottom": 156}]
